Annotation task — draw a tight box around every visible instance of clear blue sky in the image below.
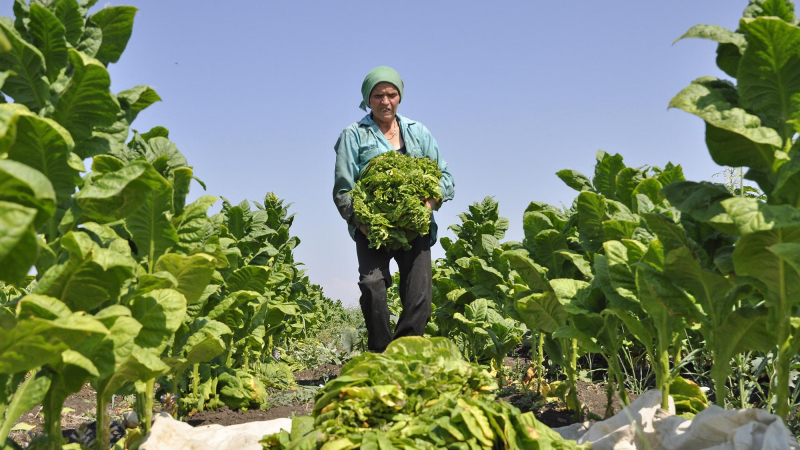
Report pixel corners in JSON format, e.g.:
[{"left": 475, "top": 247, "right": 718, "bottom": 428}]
[{"left": 2, "top": 1, "right": 745, "bottom": 305}]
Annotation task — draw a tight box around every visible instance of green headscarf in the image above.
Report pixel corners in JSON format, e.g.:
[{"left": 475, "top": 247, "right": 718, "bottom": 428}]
[{"left": 359, "top": 66, "right": 404, "bottom": 111}]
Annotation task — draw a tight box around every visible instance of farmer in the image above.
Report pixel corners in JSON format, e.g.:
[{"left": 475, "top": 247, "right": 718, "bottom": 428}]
[{"left": 332, "top": 66, "right": 455, "bottom": 353}]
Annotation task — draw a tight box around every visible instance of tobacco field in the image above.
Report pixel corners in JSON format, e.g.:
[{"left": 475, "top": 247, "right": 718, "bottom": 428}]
[{"left": 2, "top": 0, "right": 800, "bottom": 449}]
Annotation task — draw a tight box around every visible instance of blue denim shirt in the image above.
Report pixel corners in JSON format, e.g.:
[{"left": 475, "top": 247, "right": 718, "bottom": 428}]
[{"left": 333, "top": 113, "right": 455, "bottom": 245}]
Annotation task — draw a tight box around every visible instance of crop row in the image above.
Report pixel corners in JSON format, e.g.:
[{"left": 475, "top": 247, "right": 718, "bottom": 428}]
[
  {"left": 0, "top": 3, "right": 344, "bottom": 449},
  {"left": 420, "top": 0, "right": 800, "bottom": 424}
]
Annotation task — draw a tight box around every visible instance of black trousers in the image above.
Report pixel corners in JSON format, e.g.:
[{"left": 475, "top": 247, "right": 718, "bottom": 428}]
[{"left": 355, "top": 231, "right": 432, "bottom": 352}]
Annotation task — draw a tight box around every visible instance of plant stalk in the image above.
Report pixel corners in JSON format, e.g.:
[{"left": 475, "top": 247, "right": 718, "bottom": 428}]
[
  {"left": 607, "top": 355, "right": 630, "bottom": 406},
  {"left": 193, "top": 363, "right": 203, "bottom": 412},
  {"left": 537, "top": 333, "right": 544, "bottom": 395},
  {"left": 95, "top": 393, "right": 109, "bottom": 450},
  {"left": 566, "top": 338, "right": 581, "bottom": 422},
  {"left": 773, "top": 258, "right": 791, "bottom": 421},
  {"left": 43, "top": 390, "right": 62, "bottom": 450},
  {"left": 711, "top": 358, "right": 727, "bottom": 408}
]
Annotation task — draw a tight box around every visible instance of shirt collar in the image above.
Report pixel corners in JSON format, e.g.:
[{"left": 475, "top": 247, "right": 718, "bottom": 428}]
[{"left": 358, "top": 113, "right": 416, "bottom": 127}]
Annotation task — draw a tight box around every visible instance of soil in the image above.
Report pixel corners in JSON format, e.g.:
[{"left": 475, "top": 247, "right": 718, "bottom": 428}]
[
  {"left": 185, "top": 363, "right": 341, "bottom": 427},
  {"left": 499, "top": 380, "right": 638, "bottom": 429},
  {"left": 11, "top": 358, "right": 636, "bottom": 446},
  {"left": 9, "top": 384, "right": 134, "bottom": 448}
]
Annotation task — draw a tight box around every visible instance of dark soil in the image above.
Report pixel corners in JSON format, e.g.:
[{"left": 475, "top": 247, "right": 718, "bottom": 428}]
[
  {"left": 185, "top": 363, "right": 342, "bottom": 427},
  {"left": 499, "top": 380, "right": 638, "bottom": 429},
  {"left": 9, "top": 384, "right": 134, "bottom": 448},
  {"left": 293, "top": 363, "right": 342, "bottom": 386},
  {"left": 187, "top": 404, "right": 312, "bottom": 427}
]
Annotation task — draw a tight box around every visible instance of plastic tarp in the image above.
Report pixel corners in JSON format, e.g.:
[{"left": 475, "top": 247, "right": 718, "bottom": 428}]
[
  {"left": 139, "top": 412, "right": 291, "bottom": 450},
  {"left": 554, "top": 390, "right": 799, "bottom": 450}
]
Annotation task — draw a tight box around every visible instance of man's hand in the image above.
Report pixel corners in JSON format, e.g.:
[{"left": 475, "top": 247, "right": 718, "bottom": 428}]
[
  {"left": 359, "top": 224, "right": 369, "bottom": 236},
  {"left": 424, "top": 198, "right": 439, "bottom": 210}
]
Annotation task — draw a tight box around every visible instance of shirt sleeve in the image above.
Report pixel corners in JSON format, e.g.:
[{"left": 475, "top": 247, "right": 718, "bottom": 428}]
[
  {"left": 332, "top": 128, "right": 362, "bottom": 227},
  {"left": 419, "top": 125, "right": 454, "bottom": 202}
]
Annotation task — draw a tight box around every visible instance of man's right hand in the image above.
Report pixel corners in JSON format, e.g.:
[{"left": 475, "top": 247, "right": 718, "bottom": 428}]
[{"left": 359, "top": 225, "right": 369, "bottom": 236}]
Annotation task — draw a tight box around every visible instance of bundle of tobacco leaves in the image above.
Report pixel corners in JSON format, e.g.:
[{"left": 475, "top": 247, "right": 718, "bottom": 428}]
[
  {"left": 350, "top": 151, "right": 442, "bottom": 250},
  {"left": 261, "top": 337, "right": 587, "bottom": 450}
]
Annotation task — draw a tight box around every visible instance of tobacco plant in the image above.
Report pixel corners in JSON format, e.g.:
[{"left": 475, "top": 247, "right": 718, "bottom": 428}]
[
  {"left": 668, "top": 0, "right": 800, "bottom": 419},
  {"left": 0, "top": 2, "right": 335, "bottom": 448}
]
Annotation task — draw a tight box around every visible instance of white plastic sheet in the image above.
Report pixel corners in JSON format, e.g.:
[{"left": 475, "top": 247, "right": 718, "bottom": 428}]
[
  {"left": 554, "top": 390, "right": 800, "bottom": 450},
  {"left": 139, "top": 412, "right": 291, "bottom": 450}
]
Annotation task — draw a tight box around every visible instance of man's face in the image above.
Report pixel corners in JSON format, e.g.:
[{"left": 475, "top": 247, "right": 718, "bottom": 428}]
[{"left": 369, "top": 82, "right": 400, "bottom": 123}]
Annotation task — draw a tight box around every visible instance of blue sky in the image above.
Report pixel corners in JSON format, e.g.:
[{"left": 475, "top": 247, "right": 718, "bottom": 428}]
[{"left": 3, "top": 1, "right": 745, "bottom": 305}]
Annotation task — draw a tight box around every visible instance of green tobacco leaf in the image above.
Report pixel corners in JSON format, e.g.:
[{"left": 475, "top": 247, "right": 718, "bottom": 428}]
[
  {"left": 117, "top": 85, "right": 161, "bottom": 123},
  {"left": 0, "top": 296, "right": 108, "bottom": 373},
  {"left": 642, "top": 214, "right": 691, "bottom": 254},
  {"left": 615, "top": 167, "right": 644, "bottom": 208},
  {"left": 52, "top": 49, "right": 120, "bottom": 142},
  {"left": 770, "top": 243, "right": 800, "bottom": 276},
  {"left": 603, "top": 219, "right": 639, "bottom": 241},
  {"left": 670, "top": 376, "right": 708, "bottom": 415},
  {"left": 532, "top": 229, "right": 567, "bottom": 276},
  {"left": 54, "top": 0, "right": 84, "bottom": 46},
  {"left": 76, "top": 160, "right": 168, "bottom": 222},
  {"left": 227, "top": 266, "right": 270, "bottom": 293},
  {"left": 636, "top": 264, "right": 700, "bottom": 327},
  {"left": 716, "top": 42, "right": 743, "bottom": 79},
  {"left": 602, "top": 241, "right": 640, "bottom": 309},
  {"left": 522, "top": 211, "right": 555, "bottom": 242},
  {"left": 632, "top": 178, "right": 663, "bottom": 208},
  {"left": 127, "top": 180, "right": 177, "bottom": 266},
  {"left": 556, "top": 169, "right": 593, "bottom": 192},
  {"left": 0, "top": 160, "right": 56, "bottom": 229},
  {"left": 664, "top": 247, "right": 733, "bottom": 325},
  {"left": 0, "top": 20, "right": 49, "bottom": 110},
  {"left": 516, "top": 291, "right": 566, "bottom": 333},
  {"left": 0, "top": 201, "right": 38, "bottom": 286},
  {"left": 675, "top": 24, "right": 746, "bottom": 52},
  {"left": 89, "top": 6, "right": 137, "bottom": 65},
  {"left": 773, "top": 157, "right": 800, "bottom": 207},
  {"left": 1, "top": 105, "right": 78, "bottom": 203},
  {"left": 722, "top": 197, "right": 800, "bottom": 234},
  {"left": 716, "top": 305, "right": 772, "bottom": 356},
  {"left": 169, "top": 318, "right": 231, "bottom": 377},
  {"left": 577, "top": 191, "right": 606, "bottom": 253},
  {"left": 738, "top": 18, "right": 800, "bottom": 139},
  {"left": 501, "top": 250, "right": 550, "bottom": 292},
  {"left": 97, "top": 347, "right": 169, "bottom": 403},
  {"left": 28, "top": 4, "right": 67, "bottom": 82},
  {"left": 555, "top": 250, "right": 593, "bottom": 279},
  {"left": 34, "top": 231, "right": 135, "bottom": 312},
  {"left": 661, "top": 181, "right": 735, "bottom": 232},
  {"left": 655, "top": 163, "right": 686, "bottom": 186},
  {"left": 593, "top": 151, "right": 625, "bottom": 199},
  {"left": 130, "top": 288, "right": 186, "bottom": 353},
  {"left": 744, "top": 0, "right": 797, "bottom": 21},
  {"left": 154, "top": 253, "right": 215, "bottom": 305},
  {"left": 169, "top": 167, "right": 194, "bottom": 215},
  {"left": 173, "top": 195, "right": 218, "bottom": 253},
  {"left": 91, "top": 310, "right": 142, "bottom": 376},
  {"left": 669, "top": 77, "right": 782, "bottom": 173},
  {"left": 736, "top": 229, "right": 800, "bottom": 308},
  {"left": 0, "top": 372, "right": 50, "bottom": 443},
  {"left": 553, "top": 325, "right": 602, "bottom": 354},
  {"left": 132, "top": 271, "right": 178, "bottom": 297}
]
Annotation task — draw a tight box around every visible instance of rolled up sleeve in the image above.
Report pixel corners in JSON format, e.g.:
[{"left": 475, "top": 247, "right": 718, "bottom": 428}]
[{"left": 333, "top": 128, "right": 361, "bottom": 227}]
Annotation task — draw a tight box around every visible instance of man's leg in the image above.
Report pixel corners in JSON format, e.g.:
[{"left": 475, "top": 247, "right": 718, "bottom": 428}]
[
  {"left": 355, "top": 232, "right": 394, "bottom": 352},
  {"left": 393, "top": 233, "right": 432, "bottom": 340}
]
